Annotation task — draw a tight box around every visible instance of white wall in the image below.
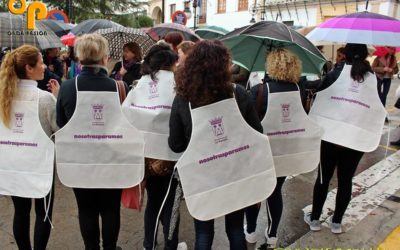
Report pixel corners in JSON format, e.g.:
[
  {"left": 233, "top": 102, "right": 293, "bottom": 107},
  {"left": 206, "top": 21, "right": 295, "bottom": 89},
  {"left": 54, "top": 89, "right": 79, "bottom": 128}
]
[{"left": 258, "top": 7, "right": 318, "bottom": 27}]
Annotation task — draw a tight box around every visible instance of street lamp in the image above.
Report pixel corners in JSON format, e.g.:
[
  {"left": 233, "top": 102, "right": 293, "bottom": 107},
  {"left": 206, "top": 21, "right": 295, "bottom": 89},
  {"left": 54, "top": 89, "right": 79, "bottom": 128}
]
[
  {"left": 249, "top": 4, "right": 257, "bottom": 23},
  {"left": 249, "top": 0, "right": 267, "bottom": 23},
  {"left": 193, "top": 0, "right": 198, "bottom": 30}
]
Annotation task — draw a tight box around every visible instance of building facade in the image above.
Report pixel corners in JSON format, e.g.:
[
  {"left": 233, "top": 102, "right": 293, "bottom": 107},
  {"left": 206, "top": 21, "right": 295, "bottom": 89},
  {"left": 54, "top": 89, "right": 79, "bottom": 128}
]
[{"left": 149, "top": 0, "right": 400, "bottom": 31}]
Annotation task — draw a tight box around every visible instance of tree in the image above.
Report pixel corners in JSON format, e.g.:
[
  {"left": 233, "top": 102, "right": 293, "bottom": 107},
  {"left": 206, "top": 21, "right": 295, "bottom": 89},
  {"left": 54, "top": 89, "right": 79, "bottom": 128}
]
[
  {"left": 43, "top": 0, "right": 147, "bottom": 23},
  {"left": 133, "top": 15, "right": 153, "bottom": 28}
]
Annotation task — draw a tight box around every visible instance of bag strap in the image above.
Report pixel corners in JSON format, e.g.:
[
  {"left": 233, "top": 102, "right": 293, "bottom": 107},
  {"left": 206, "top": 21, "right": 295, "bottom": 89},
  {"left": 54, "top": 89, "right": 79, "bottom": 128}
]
[
  {"left": 255, "top": 83, "right": 264, "bottom": 119},
  {"left": 116, "top": 80, "right": 127, "bottom": 104}
]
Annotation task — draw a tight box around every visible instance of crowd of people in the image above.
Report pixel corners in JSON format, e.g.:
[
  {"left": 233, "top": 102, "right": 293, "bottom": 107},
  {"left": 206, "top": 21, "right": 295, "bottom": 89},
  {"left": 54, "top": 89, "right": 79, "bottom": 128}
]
[{"left": 0, "top": 29, "right": 396, "bottom": 250}]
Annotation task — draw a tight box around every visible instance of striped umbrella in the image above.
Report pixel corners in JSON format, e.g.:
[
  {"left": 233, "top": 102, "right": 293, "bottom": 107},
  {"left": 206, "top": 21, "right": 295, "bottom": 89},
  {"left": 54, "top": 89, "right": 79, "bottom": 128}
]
[
  {"left": 149, "top": 23, "right": 201, "bottom": 42},
  {"left": 307, "top": 11, "right": 400, "bottom": 46},
  {"left": 195, "top": 26, "right": 229, "bottom": 39},
  {"left": 0, "top": 14, "right": 63, "bottom": 49},
  {"left": 96, "top": 27, "right": 156, "bottom": 60}
]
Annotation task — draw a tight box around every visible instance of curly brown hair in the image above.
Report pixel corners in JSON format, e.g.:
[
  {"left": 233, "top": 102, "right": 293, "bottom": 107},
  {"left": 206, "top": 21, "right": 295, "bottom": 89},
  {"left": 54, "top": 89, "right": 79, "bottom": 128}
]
[{"left": 175, "top": 40, "right": 233, "bottom": 107}]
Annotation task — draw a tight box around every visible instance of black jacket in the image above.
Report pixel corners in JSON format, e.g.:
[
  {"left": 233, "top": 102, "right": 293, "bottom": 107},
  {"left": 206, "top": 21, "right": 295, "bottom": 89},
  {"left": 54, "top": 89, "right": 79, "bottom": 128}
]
[
  {"left": 110, "top": 61, "right": 142, "bottom": 86},
  {"left": 44, "top": 56, "right": 64, "bottom": 79},
  {"left": 168, "top": 84, "right": 263, "bottom": 153},
  {"left": 37, "top": 68, "right": 61, "bottom": 92},
  {"left": 56, "top": 66, "right": 128, "bottom": 128},
  {"left": 317, "top": 61, "right": 345, "bottom": 92}
]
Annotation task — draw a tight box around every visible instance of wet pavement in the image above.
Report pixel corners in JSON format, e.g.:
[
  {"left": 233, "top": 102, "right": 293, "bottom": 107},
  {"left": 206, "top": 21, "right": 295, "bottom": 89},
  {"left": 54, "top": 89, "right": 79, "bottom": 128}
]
[{"left": 1, "top": 79, "right": 400, "bottom": 250}]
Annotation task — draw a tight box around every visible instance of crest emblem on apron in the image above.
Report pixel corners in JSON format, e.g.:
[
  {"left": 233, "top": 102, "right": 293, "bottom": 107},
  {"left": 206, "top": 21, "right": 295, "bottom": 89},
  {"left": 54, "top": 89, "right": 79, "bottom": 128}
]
[
  {"left": 92, "top": 104, "right": 104, "bottom": 120},
  {"left": 281, "top": 104, "right": 291, "bottom": 123},
  {"left": 14, "top": 112, "right": 24, "bottom": 128},
  {"left": 210, "top": 116, "right": 224, "bottom": 137},
  {"left": 209, "top": 116, "right": 228, "bottom": 143},
  {"left": 349, "top": 80, "right": 360, "bottom": 93},
  {"left": 91, "top": 104, "right": 105, "bottom": 126},
  {"left": 148, "top": 81, "right": 160, "bottom": 99}
]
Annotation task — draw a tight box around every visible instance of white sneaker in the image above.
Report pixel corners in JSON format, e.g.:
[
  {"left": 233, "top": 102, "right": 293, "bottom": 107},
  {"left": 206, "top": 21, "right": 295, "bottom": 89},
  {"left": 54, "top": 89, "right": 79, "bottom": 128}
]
[
  {"left": 244, "top": 224, "right": 257, "bottom": 244},
  {"left": 304, "top": 212, "right": 321, "bottom": 231},
  {"left": 330, "top": 222, "right": 343, "bottom": 234},
  {"left": 266, "top": 236, "right": 278, "bottom": 249},
  {"left": 177, "top": 242, "right": 188, "bottom": 250}
]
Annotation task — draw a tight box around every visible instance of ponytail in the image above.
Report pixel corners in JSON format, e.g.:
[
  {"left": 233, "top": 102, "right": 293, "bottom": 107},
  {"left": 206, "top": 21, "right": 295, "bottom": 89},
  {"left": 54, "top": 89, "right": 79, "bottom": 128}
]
[
  {"left": 345, "top": 43, "right": 372, "bottom": 83},
  {"left": 141, "top": 44, "right": 178, "bottom": 81},
  {"left": 0, "top": 51, "right": 19, "bottom": 127},
  {"left": 0, "top": 45, "right": 40, "bottom": 127},
  {"left": 350, "top": 57, "right": 372, "bottom": 83}
]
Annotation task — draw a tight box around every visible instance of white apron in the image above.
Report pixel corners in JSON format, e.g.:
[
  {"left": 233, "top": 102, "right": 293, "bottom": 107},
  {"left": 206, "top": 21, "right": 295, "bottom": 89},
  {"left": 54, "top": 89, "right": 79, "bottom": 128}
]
[
  {"left": 176, "top": 98, "right": 276, "bottom": 221},
  {"left": 55, "top": 77, "right": 145, "bottom": 188},
  {"left": 0, "top": 89, "right": 54, "bottom": 198},
  {"left": 122, "top": 70, "right": 181, "bottom": 161},
  {"left": 262, "top": 84, "right": 322, "bottom": 177},
  {"left": 309, "top": 64, "right": 386, "bottom": 152}
]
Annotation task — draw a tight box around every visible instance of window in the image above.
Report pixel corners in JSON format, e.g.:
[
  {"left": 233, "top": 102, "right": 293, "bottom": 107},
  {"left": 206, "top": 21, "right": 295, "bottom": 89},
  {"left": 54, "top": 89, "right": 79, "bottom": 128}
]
[
  {"left": 283, "top": 20, "right": 294, "bottom": 27},
  {"left": 199, "top": 0, "right": 207, "bottom": 24},
  {"left": 170, "top": 4, "right": 176, "bottom": 18},
  {"left": 238, "top": 0, "right": 248, "bottom": 11},
  {"left": 217, "top": 0, "right": 226, "bottom": 13}
]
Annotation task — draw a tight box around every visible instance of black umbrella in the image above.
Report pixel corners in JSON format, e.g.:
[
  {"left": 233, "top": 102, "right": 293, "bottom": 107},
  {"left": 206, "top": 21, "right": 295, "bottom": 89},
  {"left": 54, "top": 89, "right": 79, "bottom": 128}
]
[
  {"left": 149, "top": 23, "right": 201, "bottom": 42},
  {"left": 38, "top": 19, "right": 74, "bottom": 37},
  {"left": 71, "top": 19, "right": 122, "bottom": 35},
  {"left": 0, "top": 14, "right": 63, "bottom": 49}
]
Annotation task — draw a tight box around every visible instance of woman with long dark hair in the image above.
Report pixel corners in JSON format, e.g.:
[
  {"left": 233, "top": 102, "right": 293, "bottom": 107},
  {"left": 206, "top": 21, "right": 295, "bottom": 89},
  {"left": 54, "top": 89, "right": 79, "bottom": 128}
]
[
  {"left": 122, "top": 44, "right": 186, "bottom": 250},
  {"left": 169, "top": 40, "right": 274, "bottom": 250},
  {"left": 306, "top": 44, "right": 386, "bottom": 234},
  {"left": 0, "top": 45, "right": 59, "bottom": 250}
]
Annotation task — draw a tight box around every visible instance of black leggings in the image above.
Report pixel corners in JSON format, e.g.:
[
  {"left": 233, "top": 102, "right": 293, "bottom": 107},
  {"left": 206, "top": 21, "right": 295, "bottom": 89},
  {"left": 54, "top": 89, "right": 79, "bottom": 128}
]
[
  {"left": 73, "top": 188, "right": 122, "bottom": 250},
  {"left": 143, "top": 175, "right": 180, "bottom": 250},
  {"left": 245, "top": 177, "right": 286, "bottom": 238},
  {"left": 311, "top": 141, "right": 364, "bottom": 223},
  {"left": 11, "top": 188, "right": 54, "bottom": 250}
]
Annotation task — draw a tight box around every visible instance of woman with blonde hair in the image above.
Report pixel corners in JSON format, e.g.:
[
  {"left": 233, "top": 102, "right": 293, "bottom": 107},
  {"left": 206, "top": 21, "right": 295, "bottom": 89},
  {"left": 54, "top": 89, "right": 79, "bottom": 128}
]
[
  {"left": 56, "top": 34, "right": 141, "bottom": 250},
  {"left": 176, "top": 41, "right": 195, "bottom": 66},
  {"left": 245, "top": 48, "right": 322, "bottom": 249},
  {"left": 0, "top": 45, "right": 59, "bottom": 250}
]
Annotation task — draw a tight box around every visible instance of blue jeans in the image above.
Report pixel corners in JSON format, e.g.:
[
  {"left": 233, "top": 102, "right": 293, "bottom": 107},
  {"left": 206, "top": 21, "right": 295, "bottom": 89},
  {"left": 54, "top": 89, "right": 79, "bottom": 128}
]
[
  {"left": 377, "top": 78, "right": 392, "bottom": 107},
  {"left": 194, "top": 209, "right": 246, "bottom": 250}
]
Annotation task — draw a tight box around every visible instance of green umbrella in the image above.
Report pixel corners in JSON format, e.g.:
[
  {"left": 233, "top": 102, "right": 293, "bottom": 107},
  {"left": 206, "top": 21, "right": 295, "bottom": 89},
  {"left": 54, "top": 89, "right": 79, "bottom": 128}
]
[
  {"left": 220, "top": 21, "right": 326, "bottom": 75},
  {"left": 195, "top": 25, "right": 229, "bottom": 39}
]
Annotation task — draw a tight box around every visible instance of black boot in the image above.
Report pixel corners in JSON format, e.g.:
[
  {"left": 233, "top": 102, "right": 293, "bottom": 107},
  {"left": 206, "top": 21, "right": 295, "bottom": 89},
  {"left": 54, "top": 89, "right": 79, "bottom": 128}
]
[{"left": 390, "top": 139, "right": 400, "bottom": 146}]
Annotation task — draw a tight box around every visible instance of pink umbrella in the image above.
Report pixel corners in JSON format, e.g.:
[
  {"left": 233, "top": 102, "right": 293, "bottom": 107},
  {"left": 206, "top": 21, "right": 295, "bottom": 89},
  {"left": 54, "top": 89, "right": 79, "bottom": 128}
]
[
  {"left": 307, "top": 11, "right": 400, "bottom": 46},
  {"left": 61, "top": 33, "right": 76, "bottom": 46},
  {"left": 373, "top": 46, "right": 400, "bottom": 57}
]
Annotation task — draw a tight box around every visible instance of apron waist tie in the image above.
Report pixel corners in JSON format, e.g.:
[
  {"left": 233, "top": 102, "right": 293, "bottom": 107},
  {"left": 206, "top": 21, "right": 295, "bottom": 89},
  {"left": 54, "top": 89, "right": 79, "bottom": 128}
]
[
  {"left": 152, "top": 167, "right": 177, "bottom": 250},
  {"left": 43, "top": 188, "right": 54, "bottom": 229}
]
